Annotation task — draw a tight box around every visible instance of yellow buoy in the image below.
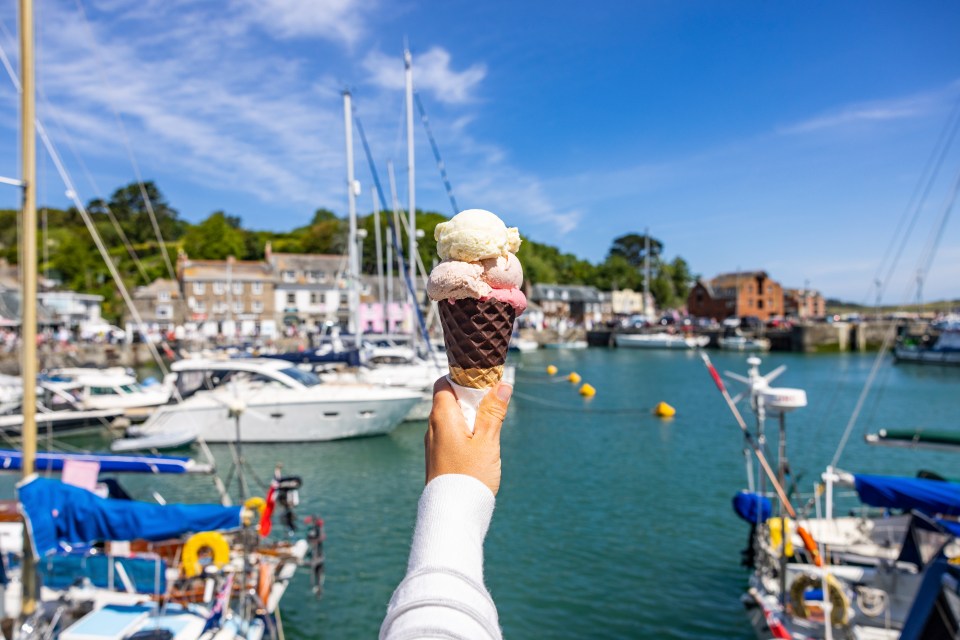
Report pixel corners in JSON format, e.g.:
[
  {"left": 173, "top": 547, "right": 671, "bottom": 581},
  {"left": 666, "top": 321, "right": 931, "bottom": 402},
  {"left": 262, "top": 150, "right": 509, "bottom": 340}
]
[
  {"left": 653, "top": 401, "right": 676, "bottom": 418},
  {"left": 579, "top": 383, "right": 596, "bottom": 397},
  {"left": 568, "top": 372, "right": 581, "bottom": 384},
  {"left": 546, "top": 365, "right": 558, "bottom": 376}
]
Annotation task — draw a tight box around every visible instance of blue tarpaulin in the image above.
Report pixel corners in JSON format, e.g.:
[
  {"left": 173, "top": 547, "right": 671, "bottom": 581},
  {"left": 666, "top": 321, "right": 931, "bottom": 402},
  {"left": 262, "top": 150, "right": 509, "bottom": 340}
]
[
  {"left": 0, "top": 449, "right": 204, "bottom": 474},
  {"left": 18, "top": 476, "right": 242, "bottom": 558},
  {"left": 854, "top": 474, "right": 960, "bottom": 516},
  {"left": 732, "top": 491, "right": 772, "bottom": 524}
]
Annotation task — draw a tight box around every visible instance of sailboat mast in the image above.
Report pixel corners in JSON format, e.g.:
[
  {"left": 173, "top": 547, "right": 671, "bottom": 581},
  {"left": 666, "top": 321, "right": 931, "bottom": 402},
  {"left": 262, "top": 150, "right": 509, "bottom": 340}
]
[
  {"left": 373, "top": 190, "right": 384, "bottom": 329},
  {"left": 643, "top": 228, "right": 650, "bottom": 317},
  {"left": 343, "top": 91, "right": 361, "bottom": 346},
  {"left": 404, "top": 47, "right": 417, "bottom": 343},
  {"left": 19, "top": 0, "right": 38, "bottom": 616}
]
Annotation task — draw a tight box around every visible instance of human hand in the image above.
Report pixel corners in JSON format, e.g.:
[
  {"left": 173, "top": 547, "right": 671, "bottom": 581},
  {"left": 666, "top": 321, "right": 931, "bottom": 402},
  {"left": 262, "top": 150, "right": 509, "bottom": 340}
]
[{"left": 425, "top": 377, "right": 513, "bottom": 496}]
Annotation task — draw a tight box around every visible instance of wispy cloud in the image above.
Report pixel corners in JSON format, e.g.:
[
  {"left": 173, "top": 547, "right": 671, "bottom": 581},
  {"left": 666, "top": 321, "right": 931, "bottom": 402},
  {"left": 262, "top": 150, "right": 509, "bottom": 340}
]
[
  {"left": 237, "top": 0, "right": 373, "bottom": 46},
  {"left": 777, "top": 84, "right": 959, "bottom": 135},
  {"left": 363, "top": 47, "right": 486, "bottom": 104}
]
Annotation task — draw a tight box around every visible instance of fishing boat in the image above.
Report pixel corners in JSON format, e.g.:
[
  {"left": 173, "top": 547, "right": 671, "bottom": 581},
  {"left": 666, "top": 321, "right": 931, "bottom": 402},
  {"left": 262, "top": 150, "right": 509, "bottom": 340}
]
[
  {"left": 130, "top": 358, "right": 420, "bottom": 442},
  {"left": 615, "top": 332, "right": 709, "bottom": 349},
  {"left": 893, "top": 326, "right": 960, "bottom": 366},
  {"left": 706, "top": 354, "right": 960, "bottom": 639}
]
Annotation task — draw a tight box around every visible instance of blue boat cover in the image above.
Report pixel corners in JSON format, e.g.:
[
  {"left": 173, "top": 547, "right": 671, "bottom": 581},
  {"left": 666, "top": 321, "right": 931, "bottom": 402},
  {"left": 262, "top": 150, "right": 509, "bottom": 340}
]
[
  {"left": 18, "top": 476, "right": 242, "bottom": 557},
  {"left": 732, "top": 490, "right": 772, "bottom": 524},
  {"left": 0, "top": 449, "right": 200, "bottom": 474},
  {"left": 854, "top": 474, "right": 960, "bottom": 516}
]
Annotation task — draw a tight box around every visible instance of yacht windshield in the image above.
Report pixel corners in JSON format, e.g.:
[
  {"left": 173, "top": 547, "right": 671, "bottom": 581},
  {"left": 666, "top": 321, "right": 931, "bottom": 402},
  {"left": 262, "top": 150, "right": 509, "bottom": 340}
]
[{"left": 280, "top": 367, "right": 321, "bottom": 387}]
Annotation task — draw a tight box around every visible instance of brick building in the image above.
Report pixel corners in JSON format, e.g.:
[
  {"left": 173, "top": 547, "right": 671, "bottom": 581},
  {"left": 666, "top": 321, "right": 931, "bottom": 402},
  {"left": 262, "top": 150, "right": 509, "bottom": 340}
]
[
  {"left": 178, "top": 255, "right": 277, "bottom": 337},
  {"left": 687, "top": 271, "right": 784, "bottom": 321},
  {"left": 784, "top": 288, "right": 826, "bottom": 320}
]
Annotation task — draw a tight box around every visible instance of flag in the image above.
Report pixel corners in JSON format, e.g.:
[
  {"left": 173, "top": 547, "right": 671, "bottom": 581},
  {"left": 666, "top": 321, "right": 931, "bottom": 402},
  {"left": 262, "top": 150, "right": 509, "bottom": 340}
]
[
  {"left": 258, "top": 469, "right": 280, "bottom": 537},
  {"left": 203, "top": 572, "right": 233, "bottom": 632}
]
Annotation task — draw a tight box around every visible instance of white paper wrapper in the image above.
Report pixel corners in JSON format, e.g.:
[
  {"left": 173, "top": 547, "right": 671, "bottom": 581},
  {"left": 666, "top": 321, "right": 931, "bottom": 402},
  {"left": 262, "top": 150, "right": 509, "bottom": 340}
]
[{"left": 446, "top": 375, "right": 491, "bottom": 434}]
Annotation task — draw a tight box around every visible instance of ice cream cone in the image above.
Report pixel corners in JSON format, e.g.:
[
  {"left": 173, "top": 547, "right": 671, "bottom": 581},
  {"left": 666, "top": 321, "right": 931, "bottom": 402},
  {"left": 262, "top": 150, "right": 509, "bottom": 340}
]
[{"left": 438, "top": 297, "right": 516, "bottom": 389}]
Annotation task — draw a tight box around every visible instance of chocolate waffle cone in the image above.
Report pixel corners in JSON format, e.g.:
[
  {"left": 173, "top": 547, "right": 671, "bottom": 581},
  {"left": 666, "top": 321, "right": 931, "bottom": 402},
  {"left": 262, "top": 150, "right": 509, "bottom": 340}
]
[{"left": 438, "top": 298, "right": 516, "bottom": 388}]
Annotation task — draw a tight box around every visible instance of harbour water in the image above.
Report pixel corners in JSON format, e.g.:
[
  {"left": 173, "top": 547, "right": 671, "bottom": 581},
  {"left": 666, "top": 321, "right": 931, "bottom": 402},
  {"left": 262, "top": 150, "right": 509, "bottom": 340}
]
[{"left": 9, "top": 349, "right": 959, "bottom": 638}]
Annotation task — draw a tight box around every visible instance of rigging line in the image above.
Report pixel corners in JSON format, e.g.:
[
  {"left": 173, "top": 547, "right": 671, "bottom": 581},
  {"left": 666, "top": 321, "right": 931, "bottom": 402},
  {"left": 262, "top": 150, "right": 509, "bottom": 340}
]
[
  {"left": 873, "top": 92, "right": 960, "bottom": 307},
  {"left": 71, "top": 0, "right": 179, "bottom": 286},
  {"left": 353, "top": 109, "right": 433, "bottom": 350},
  {"left": 414, "top": 92, "right": 459, "bottom": 216},
  {"left": 0, "top": 39, "right": 172, "bottom": 376},
  {"left": 830, "top": 165, "right": 960, "bottom": 469}
]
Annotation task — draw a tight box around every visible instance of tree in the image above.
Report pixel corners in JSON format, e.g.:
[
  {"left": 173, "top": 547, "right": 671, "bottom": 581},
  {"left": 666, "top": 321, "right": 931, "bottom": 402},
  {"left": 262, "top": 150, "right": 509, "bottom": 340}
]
[
  {"left": 181, "top": 211, "right": 246, "bottom": 259},
  {"left": 595, "top": 254, "right": 642, "bottom": 291},
  {"left": 608, "top": 232, "right": 663, "bottom": 270},
  {"left": 105, "top": 181, "right": 186, "bottom": 244},
  {"left": 669, "top": 257, "right": 694, "bottom": 304}
]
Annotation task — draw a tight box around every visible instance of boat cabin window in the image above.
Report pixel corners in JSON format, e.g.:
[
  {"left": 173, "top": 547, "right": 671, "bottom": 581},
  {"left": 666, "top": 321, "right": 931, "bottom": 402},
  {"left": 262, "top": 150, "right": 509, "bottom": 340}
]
[
  {"left": 90, "top": 386, "right": 120, "bottom": 396},
  {"left": 279, "top": 367, "right": 321, "bottom": 387}
]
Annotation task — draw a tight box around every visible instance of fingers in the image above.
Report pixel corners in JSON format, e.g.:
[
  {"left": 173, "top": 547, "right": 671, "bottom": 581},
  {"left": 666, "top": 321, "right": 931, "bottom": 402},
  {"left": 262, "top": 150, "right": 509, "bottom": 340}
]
[
  {"left": 430, "top": 376, "right": 467, "bottom": 435},
  {"left": 473, "top": 382, "right": 512, "bottom": 439}
]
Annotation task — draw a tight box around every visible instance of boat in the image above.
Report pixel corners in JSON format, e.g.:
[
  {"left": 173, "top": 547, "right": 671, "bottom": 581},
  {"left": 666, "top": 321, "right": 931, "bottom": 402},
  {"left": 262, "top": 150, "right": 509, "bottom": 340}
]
[
  {"left": 615, "top": 332, "right": 709, "bottom": 349},
  {"left": 130, "top": 358, "right": 421, "bottom": 442},
  {"left": 893, "top": 326, "right": 960, "bottom": 365},
  {"left": 707, "top": 355, "right": 960, "bottom": 639},
  {"left": 0, "top": 407, "right": 124, "bottom": 438},
  {"left": 718, "top": 334, "right": 771, "bottom": 352},
  {"left": 542, "top": 340, "right": 588, "bottom": 350},
  {"left": 0, "top": 373, "right": 21, "bottom": 414},
  {"left": 39, "top": 367, "right": 175, "bottom": 419},
  {"left": 509, "top": 337, "right": 539, "bottom": 352}
]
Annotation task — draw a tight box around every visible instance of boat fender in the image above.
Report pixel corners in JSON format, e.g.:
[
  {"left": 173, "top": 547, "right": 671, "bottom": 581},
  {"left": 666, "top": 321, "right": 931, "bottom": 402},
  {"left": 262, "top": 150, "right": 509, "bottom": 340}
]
[
  {"left": 244, "top": 496, "right": 267, "bottom": 525},
  {"left": 257, "top": 562, "right": 273, "bottom": 606},
  {"left": 766, "top": 517, "right": 794, "bottom": 557},
  {"left": 789, "top": 572, "right": 849, "bottom": 627},
  {"left": 181, "top": 531, "right": 231, "bottom": 578}
]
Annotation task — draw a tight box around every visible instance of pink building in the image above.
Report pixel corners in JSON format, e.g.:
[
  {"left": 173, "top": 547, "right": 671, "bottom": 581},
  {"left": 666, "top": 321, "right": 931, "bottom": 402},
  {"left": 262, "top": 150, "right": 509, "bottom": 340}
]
[{"left": 358, "top": 302, "right": 414, "bottom": 334}]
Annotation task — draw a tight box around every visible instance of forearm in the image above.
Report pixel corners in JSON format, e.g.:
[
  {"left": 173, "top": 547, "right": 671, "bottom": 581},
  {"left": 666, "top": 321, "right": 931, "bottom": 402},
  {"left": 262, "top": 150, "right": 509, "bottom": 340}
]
[{"left": 380, "top": 474, "right": 502, "bottom": 640}]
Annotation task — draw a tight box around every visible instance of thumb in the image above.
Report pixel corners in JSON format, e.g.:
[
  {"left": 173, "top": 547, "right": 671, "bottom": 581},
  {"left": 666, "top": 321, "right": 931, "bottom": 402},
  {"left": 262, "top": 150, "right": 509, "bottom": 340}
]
[{"left": 474, "top": 382, "right": 513, "bottom": 438}]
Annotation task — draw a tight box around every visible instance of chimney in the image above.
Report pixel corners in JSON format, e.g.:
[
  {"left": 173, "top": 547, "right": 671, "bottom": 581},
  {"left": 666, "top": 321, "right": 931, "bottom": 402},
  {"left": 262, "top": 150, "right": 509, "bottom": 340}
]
[{"left": 265, "top": 241, "right": 272, "bottom": 261}]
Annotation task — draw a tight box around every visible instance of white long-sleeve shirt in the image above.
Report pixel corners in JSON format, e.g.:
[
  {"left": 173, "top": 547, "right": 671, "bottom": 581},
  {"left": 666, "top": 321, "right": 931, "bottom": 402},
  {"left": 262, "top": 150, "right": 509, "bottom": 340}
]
[{"left": 380, "top": 474, "right": 502, "bottom": 640}]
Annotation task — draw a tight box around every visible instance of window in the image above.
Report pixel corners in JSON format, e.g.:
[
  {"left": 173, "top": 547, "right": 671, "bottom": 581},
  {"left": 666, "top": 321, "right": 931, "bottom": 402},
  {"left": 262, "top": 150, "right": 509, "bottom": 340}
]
[
  {"left": 282, "top": 270, "right": 296, "bottom": 283},
  {"left": 310, "top": 292, "right": 319, "bottom": 305},
  {"left": 253, "top": 301, "right": 263, "bottom": 313},
  {"left": 547, "top": 290, "right": 555, "bottom": 300},
  {"left": 314, "top": 270, "right": 326, "bottom": 282},
  {"left": 758, "top": 299, "right": 764, "bottom": 310},
  {"left": 156, "top": 305, "right": 172, "bottom": 319},
  {"left": 232, "top": 282, "right": 243, "bottom": 295},
  {"left": 195, "top": 301, "right": 206, "bottom": 312},
  {"left": 215, "top": 301, "right": 227, "bottom": 314},
  {"left": 233, "top": 301, "right": 243, "bottom": 314},
  {"left": 193, "top": 282, "right": 205, "bottom": 295},
  {"left": 158, "top": 291, "right": 171, "bottom": 302},
  {"left": 252, "top": 282, "right": 263, "bottom": 295},
  {"left": 287, "top": 293, "right": 296, "bottom": 305},
  {"left": 213, "top": 281, "right": 225, "bottom": 295},
  {"left": 306, "top": 271, "right": 317, "bottom": 283}
]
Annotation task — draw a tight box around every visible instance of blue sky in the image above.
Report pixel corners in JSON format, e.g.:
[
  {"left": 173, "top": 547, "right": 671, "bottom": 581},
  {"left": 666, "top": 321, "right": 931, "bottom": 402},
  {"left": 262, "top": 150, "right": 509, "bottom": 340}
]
[{"left": 0, "top": 1, "right": 958, "bottom": 303}]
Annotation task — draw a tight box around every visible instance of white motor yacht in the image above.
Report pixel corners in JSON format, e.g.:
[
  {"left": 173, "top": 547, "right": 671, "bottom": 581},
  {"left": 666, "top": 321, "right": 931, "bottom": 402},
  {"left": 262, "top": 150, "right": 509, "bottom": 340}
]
[
  {"left": 134, "top": 358, "right": 421, "bottom": 442},
  {"left": 40, "top": 367, "right": 175, "bottom": 417},
  {"left": 615, "top": 332, "right": 709, "bottom": 349}
]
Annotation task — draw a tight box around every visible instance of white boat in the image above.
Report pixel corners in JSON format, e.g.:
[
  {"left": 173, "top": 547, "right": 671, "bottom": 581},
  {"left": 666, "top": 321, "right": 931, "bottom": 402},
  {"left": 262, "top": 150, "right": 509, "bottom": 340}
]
[
  {"left": 135, "top": 358, "right": 421, "bottom": 442},
  {"left": 718, "top": 335, "right": 771, "bottom": 352},
  {"left": 0, "top": 408, "right": 124, "bottom": 438},
  {"left": 615, "top": 332, "right": 709, "bottom": 349},
  {"left": 509, "top": 337, "right": 539, "bottom": 352},
  {"left": 0, "top": 373, "right": 21, "bottom": 414},
  {"left": 40, "top": 367, "right": 175, "bottom": 417},
  {"left": 542, "top": 340, "right": 588, "bottom": 350}
]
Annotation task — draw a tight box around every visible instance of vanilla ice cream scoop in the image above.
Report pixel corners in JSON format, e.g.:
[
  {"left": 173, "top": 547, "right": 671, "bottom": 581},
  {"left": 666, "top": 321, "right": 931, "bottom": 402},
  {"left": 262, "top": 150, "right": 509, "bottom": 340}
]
[{"left": 435, "top": 209, "right": 521, "bottom": 262}]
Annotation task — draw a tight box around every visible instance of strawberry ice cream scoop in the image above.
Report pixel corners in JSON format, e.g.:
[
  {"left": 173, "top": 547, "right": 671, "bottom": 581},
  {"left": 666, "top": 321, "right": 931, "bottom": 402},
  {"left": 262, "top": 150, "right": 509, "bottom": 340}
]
[
  {"left": 480, "top": 253, "right": 523, "bottom": 290},
  {"left": 426, "top": 260, "right": 492, "bottom": 301}
]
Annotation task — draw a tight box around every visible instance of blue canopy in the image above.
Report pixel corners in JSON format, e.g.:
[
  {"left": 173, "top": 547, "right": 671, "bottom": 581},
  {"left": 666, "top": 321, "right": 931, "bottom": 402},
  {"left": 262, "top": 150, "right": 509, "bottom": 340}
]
[
  {"left": 732, "top": 491, "right": 772, "bottom": 524},
  {"left": 854, "top": 474, "right": 960, "bottom": 516},
  {"left": 18, "top": 476, "right": 242, "bottom": 558},
  {"left": 0, "top": 449, "right": 210, "bottom": 474}
]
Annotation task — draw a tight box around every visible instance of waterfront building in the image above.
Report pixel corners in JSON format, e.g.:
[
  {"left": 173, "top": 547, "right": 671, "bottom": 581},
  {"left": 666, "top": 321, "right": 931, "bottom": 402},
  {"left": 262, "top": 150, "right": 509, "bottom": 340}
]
[
  {"left": 267, "top": 245, "right": 345, "bottom": 330},
  {"left": 688, "top": 271, "right": 785, "bottom": 321},
  {"left": 177, "top": 254, "right": 277, "bottom": 337},
  {"left": 123, "top": 278, "right": 186, "bottom": 337},
  {"left": 784, "top": 288, "right": 826, "bottom": 320},
  {"left": 610, "top": 288, "right": 656, "bottom": 317},
  {"left": 530, "top": 284, "right": 605, "bottom": 328},
  {"left": 36, "top": 291, "right": 105, "bottom": 329}
]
